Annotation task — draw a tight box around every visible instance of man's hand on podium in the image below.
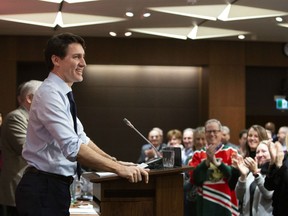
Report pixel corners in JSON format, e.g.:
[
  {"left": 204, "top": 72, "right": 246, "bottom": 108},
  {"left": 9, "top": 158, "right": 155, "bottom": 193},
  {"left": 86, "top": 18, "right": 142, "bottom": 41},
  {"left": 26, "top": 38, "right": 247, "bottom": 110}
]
[
  {"left": 117, "top": 161, "right": 149, "bottom": 168},
  {"left": 117, "top": 164, "right": 150, "bottom": 184}
]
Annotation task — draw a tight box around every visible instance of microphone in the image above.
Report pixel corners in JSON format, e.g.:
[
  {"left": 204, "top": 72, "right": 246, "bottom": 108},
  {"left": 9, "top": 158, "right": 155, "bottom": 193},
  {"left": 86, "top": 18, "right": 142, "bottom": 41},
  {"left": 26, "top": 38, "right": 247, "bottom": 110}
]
[
  {"left": 123, "top": 118, "right": 163, "bottom": 169},
  {"left": 123, "top": 118, "right": 160, "bottom": 158}
]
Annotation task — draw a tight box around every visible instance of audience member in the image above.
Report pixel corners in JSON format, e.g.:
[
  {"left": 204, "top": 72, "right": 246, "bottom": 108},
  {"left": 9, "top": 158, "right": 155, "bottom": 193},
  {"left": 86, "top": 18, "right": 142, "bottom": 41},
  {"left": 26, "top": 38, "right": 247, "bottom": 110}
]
[
  {"left": 166, "top": 129, "right": 183, "bottom": 148},
  {"left": 266, "top": 129, "right": 273, "bottom": 140},
  {"left": 228, "top": 129, "right": 248, "bottom": 191},
  {"left": 275, "top": 126, "right": 288, "bottom": 153},
  {"left": 243, "top": 125, "right": 269, "bottom": 159},
  {"left": 265, "top": 122, "right": 277, "bottom": 142},
  {"left": 189, "top": 119, "right": 239, "bottom": 216},
  {"left": 192, "top": 127, "right": 207, "bottom": 152},
  {"left": 264, "top": 141, "right": 287, "bottom": 216},
  {"left": 234, "top": 140, "right": 273, "bottom": 216},
  {"left": 238, "top": 129, "right": 248, "bottom": 156},
  {"left": 228, "top": 125, "right": 268, "bottom": 194},
  {"left": 184, "top": 126, "right": 207, "bottom": 216},
  {"left": 152, "top": 127, "right": 165, "bottom": 145},
  {"left": 0, "top": 80, "right": 42, "bottom": 216},
  {"left": 137, "top": 128, "right": 167, "bottom": 163},
  {"left": 15, "top": 33, "right": 149, "bottom": 216},
  {"left": 222, "top": 125, "right": 239, "bottom": 149},
  {"left": 181, "top": 128, "right": 194, "bottom": 165}
]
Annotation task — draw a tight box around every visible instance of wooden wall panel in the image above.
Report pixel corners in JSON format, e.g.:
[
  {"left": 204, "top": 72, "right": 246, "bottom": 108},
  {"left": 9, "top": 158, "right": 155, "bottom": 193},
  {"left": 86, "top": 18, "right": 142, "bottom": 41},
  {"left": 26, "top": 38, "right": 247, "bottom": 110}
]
[
  {"left": 74, "top": 65, "right": 201, "bottom": 161},
  {"left": 245, "top": 42, "right": 288, "bottom": 67},
  {"left": 208, "top": 42, "right": 246, "bottom": 145},
  {"left": 85, "top": 38, "right": 209, "bottom": 66}
]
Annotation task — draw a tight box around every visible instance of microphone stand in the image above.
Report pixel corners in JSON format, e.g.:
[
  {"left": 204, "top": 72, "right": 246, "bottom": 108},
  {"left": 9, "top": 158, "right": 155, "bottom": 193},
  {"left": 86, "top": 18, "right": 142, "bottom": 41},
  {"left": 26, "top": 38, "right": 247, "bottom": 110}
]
[{"left": 123, "top": 118, "right": 163, "bottom": 169}]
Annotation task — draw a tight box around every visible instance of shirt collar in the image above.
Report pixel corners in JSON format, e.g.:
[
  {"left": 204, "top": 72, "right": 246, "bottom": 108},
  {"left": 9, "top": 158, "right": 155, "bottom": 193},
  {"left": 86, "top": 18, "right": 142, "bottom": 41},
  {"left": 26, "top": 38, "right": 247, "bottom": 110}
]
[{"left": 48, "top": 72, "right": 72, "bottom": 95}]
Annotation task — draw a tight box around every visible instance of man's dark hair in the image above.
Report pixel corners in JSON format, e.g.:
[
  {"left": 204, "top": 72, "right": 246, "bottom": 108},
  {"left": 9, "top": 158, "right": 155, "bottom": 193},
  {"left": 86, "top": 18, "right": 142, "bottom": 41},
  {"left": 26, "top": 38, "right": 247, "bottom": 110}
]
[{"left": 44, "top": 33, "right": 86, "bottom": 71}]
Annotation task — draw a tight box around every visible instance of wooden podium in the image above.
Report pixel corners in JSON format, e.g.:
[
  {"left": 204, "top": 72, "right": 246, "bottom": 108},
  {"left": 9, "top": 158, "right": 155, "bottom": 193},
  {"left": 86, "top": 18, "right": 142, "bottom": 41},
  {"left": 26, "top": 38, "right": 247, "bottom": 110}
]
[{"left": 83, "top": 166, "right": 193, "bottom": 216}]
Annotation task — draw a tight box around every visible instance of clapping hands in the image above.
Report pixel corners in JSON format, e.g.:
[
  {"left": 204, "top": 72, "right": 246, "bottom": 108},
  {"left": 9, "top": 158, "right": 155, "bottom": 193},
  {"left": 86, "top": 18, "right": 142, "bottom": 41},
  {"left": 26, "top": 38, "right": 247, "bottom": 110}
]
[
  {"left": 232, "top": 153, "right": 249, "bottom": 177},
  {"left": 267, "top": 141, "right": 284, "bottom": 168},
  {"left": 206, "top": 144, "right": 222, "bottom": 167}
]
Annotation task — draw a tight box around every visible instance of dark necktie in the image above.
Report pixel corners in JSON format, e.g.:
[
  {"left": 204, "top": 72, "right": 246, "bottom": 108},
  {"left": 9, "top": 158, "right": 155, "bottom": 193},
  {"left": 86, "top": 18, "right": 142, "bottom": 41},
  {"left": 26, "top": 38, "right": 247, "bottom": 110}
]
[{"left": 67, "top": 91, "right": 82, "bottom": 180}]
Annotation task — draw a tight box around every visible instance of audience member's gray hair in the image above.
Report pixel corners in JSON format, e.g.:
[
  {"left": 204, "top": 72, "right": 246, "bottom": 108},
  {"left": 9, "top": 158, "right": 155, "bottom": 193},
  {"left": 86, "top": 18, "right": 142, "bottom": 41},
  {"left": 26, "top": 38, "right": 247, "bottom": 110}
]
[
  {"left": 183, "top": 128, "right": 194, "bottom": 134},
  {"left": 221, "top": 126, "right": 230, "bottom": 134},
  {"left": 205, "top": 119, "right": 222, "bottom": 130},
  {"left": 152, "top": 127, "right": 163, "bottom": 136},
  {"left": 18, "top": 80, "right": 42, "bottom": 103}
]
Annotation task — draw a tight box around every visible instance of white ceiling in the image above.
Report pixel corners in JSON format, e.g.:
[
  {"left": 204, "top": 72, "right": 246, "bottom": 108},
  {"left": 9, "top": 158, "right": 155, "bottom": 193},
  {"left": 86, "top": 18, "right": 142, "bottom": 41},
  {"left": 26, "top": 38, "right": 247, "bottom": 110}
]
[{"left": 1, "top": 0, "right": 288, "bottom": 42}]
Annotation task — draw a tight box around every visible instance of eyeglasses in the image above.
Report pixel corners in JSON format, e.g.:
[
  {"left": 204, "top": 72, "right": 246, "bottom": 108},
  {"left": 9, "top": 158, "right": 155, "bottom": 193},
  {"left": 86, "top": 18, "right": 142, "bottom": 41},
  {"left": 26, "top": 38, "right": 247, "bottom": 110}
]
[{"left": 205, "top": 130, "right": 221, "bottom": 134}]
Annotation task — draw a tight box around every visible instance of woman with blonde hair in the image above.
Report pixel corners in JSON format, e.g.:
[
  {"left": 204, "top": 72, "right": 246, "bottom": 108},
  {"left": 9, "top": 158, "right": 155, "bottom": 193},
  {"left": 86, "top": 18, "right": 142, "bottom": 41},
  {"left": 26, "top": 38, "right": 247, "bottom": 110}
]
[{"left": 235, "top": 140, "right": 273, "bottom": 216}]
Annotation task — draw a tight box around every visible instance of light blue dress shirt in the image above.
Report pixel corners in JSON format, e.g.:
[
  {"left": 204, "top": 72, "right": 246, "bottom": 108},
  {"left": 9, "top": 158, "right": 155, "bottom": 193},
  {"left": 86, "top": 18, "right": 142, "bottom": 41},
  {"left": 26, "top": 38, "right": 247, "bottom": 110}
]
[{"left": 22, "top": 73, "right": 90, "bottom": 176}]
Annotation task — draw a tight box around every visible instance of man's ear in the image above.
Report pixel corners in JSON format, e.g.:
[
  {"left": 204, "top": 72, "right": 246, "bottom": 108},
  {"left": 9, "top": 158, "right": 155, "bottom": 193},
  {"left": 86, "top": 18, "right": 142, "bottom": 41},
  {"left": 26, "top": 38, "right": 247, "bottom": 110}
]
[
  {"left": 26, "top": 94, "right": 33, "bottom": 104},
  {"left": 51, "top": 55, "right": 60, "bottom": 67}
]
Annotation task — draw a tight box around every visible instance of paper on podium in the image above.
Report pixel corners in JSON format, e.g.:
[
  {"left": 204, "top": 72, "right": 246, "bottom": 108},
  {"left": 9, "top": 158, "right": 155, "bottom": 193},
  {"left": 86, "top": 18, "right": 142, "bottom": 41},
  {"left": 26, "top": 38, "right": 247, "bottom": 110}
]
[{"left": 94, "top": 171, "right": 117, "bottom": 178}]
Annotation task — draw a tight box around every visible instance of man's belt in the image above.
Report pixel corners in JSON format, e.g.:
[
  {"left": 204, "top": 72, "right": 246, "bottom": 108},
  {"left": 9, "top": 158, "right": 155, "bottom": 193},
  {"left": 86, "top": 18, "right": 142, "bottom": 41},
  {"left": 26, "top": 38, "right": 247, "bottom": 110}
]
[{"left": 25, "top": 166, "right": 74, "bottom": 185}]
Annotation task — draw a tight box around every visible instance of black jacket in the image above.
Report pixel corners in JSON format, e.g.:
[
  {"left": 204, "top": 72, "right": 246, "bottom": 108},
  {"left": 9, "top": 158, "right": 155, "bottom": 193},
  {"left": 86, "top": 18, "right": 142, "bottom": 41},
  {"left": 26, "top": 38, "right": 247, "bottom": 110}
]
[{"left": 264, "top": 155, "right": 288, "bottom": 216}]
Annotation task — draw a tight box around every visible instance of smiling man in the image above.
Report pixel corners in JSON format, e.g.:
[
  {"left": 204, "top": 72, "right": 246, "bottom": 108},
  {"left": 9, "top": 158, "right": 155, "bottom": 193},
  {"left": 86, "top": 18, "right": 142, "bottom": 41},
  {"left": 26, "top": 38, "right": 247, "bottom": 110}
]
[
  {"left": 15, "top": 33, "right": 149, "bottom": 216},
  {"left": 189, "top": 119, "right": 239, "bottom": 216}
]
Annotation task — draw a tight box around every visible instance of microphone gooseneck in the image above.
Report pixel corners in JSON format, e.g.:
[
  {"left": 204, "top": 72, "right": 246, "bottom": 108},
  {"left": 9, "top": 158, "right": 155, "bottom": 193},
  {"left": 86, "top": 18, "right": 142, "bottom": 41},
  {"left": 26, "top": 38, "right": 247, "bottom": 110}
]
[{"left": 122, "top": 118, "right": 161, "bottom": 158}]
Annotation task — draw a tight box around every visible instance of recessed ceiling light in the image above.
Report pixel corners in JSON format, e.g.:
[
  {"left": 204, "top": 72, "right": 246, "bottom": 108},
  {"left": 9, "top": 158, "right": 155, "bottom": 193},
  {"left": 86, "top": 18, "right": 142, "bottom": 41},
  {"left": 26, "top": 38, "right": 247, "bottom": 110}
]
[
  {"left": 238, "top": 35, "right": 245, "bottom": 40},
  {"left": 126, "top": 12, "right": 134, "bottom": 17},
  {"left": 109, "top": 32, "right": 117, "bottom": 37},
  {"left": 125, "top": 32, "right": 132, "bottom": 37},
  {"left": 276, "top": 17, "right": 283, "bottom": 22},
  {"left": 143, "top": 13, "right": 151, "bottom": 18}
]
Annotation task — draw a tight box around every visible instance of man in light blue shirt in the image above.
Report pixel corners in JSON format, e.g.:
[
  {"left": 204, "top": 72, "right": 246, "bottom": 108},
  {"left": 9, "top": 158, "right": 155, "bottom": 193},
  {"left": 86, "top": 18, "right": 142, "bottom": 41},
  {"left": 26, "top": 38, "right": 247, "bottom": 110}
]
[{"left": 15, "top": 33, "right": 149, "bottom": 216}]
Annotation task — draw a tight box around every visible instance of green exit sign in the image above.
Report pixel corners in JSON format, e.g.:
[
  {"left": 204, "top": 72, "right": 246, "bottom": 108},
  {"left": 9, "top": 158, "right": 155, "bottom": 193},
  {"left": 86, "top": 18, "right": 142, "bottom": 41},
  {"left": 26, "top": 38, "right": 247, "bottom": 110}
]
[{"left": 276, "top": 98, "right": 288, "bottom": 110}]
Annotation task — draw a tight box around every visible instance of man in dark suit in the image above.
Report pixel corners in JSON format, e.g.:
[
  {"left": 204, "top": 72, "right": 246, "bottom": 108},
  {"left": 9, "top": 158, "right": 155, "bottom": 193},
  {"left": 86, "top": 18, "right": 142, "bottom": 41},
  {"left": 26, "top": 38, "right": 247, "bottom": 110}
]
[{"left": 0, "top": 80, "right": 42, "bottom": 216}]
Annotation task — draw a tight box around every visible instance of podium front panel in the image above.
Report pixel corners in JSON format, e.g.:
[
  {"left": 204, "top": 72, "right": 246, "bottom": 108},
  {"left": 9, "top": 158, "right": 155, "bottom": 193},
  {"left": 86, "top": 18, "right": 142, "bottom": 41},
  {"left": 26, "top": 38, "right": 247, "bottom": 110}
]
[{"left": 86, "top": 166, "right": 192, "bottom": 216}]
